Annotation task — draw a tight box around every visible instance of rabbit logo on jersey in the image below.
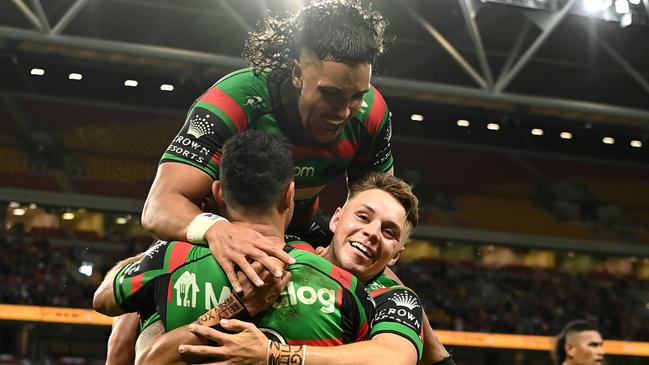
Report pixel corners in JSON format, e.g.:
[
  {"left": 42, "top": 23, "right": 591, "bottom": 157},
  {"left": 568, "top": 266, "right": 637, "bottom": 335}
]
[
  {"left": 174, "top": 271, "right": 200, "bottom": 308},
  {"left": 272, "top": 281, "right": 336, "bottom": 314}
]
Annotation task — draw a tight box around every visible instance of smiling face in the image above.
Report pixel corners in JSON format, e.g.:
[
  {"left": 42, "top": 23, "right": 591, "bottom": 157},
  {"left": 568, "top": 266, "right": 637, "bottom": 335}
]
[
  {"left": 291, "top": 50, "right": 371, "bottom": 144},
  {"left": 326, "top": 188, "right": 410, "bottom": 282},
  {"left": 565, "top": 330, "right": 605, "bottom": 365}
]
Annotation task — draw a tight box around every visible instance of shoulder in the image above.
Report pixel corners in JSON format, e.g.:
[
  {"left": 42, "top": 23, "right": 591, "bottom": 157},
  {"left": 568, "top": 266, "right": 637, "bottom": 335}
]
[
  {"left": 353, "top": 84, "right": 389, "bottom": 135},
  {"left": 193, "top": 69, "right": 274, "bottom": 132}
]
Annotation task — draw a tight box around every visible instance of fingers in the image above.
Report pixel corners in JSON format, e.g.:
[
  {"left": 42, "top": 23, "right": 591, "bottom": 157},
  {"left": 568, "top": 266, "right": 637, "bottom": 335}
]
[
  {"left": 235, "top": 258, "right": 265, "bottom": 287},
  {"left": 220, "top": 262, "right": 243, "bottom": 293},
  {"left": 187, "top": 323, "right": 228, "bottom": 346},
  {"left": 218, "top": 318, "right": 256, "bottom": 333},
  {"left": 178, "top": 343, "right": 224, "bottom": 358},
  {"left": 262, "top": 245, "right": 296, "bottom": 266}
]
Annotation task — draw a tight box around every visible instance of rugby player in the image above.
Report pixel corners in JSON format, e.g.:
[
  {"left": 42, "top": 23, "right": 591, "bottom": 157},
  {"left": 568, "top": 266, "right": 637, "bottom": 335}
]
[
  {"left": 553, "top": 320, "right": 604, "bottom": 365},
  {"left": 137, "top": 173, "right": 454, "bottom": 365}
]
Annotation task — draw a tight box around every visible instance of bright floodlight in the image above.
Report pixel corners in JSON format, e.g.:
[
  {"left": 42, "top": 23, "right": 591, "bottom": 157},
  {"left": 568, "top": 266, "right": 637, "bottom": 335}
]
[
  {"left": 124, "top": 80, "right": 139, "bottom": 87},
  {"left": 531, "top": 128, "right": 544, "bottom": 136},
  {"left": 487, "top": 123, "right": 500, "bottom": 131},
  {"left": 13, "top": 208, "right": 26, "bottom": 216},
  {"left": 602, "top": 137, "right": 615, "bottom": 144},
  {"left": 410, "top": 114, "right": 424, "bottom": 122},
  {"left": 629, "top": 0, "right": 640, "bottom": 4},
  {"left": 62, "top": 212, "right": 75, "bottom": 220},
  {"left": 584, "top": 0, "right": 612, "bottom": 12},
  {"left": 615, "top": 0, "right": 629, "bottom": 13},
  {"left": 560, "top": 132, "right": 573, "bottom": 140},
  {"left": 69, "top": 73, "right": 83, "bottom": 80},
  {"left": 30, "top": 68, "right": 45, "bottom": 76},
  {"left": 160, "top": 84, "right": 174, "bottom": 91},
  {"left": 630, "top": 140, "right": 642, "bottom": 148},
  {"left": 116, "top": 217, "right": 128, "bottom": 225},
  {"left": 457, "top": 119, "right": 470, "bottom": 127},
  {"left": 79, "top": 262, "right": 94, "bottom": 277}
]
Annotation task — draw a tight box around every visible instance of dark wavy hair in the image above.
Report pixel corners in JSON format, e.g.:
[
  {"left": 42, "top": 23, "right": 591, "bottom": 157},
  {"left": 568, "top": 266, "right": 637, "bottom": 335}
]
[
  {"left": 553, "top": 320, "right": 600, "bottom": 365},
  {"left": 243, "top": 0, "right": 389, "bottom": 82}
]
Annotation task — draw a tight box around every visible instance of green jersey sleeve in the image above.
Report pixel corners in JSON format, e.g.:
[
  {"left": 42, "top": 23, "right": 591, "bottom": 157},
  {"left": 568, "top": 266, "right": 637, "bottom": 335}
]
[{"left": 160, "top": 69, "right": 273, "bottom": 179}]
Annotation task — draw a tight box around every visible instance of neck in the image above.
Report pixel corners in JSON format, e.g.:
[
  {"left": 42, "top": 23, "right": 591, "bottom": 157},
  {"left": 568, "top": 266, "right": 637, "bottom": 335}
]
[
  {"left": 279, "top": 79, "right": 300, "bottom": 125},
  {"left": 228, "top": 211, "right": 287, "bottom": 247}
]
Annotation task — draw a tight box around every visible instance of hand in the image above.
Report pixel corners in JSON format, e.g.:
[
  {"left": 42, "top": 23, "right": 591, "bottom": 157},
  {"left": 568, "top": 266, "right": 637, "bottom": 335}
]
[
  {"left": 178, "top": 320, "right": 267, "bottom": 365},
  {"left": 236, "top": 259, "right": 291, "bottom": 316},
  {"left": 206, "top": 220, "right": 295, "bottom": 292},
  {"left": 314, "top": 245, "right": 330, "bottom": 257}
]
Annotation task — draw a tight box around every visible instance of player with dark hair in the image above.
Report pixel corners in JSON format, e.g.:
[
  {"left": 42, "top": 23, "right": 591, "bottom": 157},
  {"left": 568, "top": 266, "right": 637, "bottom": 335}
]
[
  {"left": 94, "top": 131, "right": 374, "bottom": 364},
  {"left": 156, "top": 173, "right": 453, "bottom": 365},
  {"left": 553, "top": 320, "right": 604, "bottom": 365},
  {"left": 142, "top": 0, "right": 393, "bottom": 292}
]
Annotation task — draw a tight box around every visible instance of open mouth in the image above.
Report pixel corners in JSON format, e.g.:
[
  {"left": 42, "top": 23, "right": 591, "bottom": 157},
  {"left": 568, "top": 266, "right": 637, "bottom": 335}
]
[{"left": 350, "top": 241, "right": 373, "bottom": 259}]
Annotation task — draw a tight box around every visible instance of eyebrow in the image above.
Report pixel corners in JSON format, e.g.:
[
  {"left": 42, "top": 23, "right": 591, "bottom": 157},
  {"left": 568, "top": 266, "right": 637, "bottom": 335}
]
[
  {"left": 319, "top": 85, "right": 370, "bottom": 95},
  {"left": 359, "top": 204, "right": 402, "bottom": 236}
]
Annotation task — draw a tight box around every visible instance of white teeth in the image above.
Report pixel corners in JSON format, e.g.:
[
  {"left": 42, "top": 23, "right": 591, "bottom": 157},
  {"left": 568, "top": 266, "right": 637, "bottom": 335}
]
[{"left": 350, "top": 241, "right": 372, "bottom": 258}]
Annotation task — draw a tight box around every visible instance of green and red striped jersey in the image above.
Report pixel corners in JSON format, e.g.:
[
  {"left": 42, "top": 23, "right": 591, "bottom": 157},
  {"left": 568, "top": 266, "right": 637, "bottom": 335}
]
[
  {"left": 113, "top": 239, "right": 374, "bottom": 346},
  {"left": 366, "top": 273, "right": 424, "bottom": 361},
  {"left": 160, "top": 69, "right": 393, "bottom": 225}
]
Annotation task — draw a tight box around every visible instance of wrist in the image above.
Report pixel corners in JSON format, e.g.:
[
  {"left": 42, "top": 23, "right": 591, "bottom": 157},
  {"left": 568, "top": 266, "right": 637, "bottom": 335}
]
[
  {"left": 267, "top": 341, "right": 305, "bottom": 365},
  {"left": 195, "top": 293, "right": 251, "bottom": 328},
  {"left": 186, "top": 213, "right": 228, "bottom": 244}
]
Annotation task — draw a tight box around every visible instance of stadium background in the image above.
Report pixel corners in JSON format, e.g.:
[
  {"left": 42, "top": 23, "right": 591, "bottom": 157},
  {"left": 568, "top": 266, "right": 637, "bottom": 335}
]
[{"left": 1, "top": 0, "right": 648, "bottom": 364}]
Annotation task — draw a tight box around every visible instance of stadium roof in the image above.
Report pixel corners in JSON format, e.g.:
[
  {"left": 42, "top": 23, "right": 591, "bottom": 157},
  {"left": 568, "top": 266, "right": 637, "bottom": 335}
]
[{"left": 1, "top": 0, "right": 648, "bottom": 129}]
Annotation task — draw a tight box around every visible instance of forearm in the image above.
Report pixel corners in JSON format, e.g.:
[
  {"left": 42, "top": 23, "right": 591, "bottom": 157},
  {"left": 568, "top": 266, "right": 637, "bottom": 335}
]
[
  {"left": 275, "top": 335, "right": 416, "bottom": 365},
  {"left": 138, "top": 295, "right": 248, "bottom": 365},
  {"left": 94, "top": 253, "right": 145, "bottom": 316},
  {"left": 420, "top": 315, "right": 450, "bottom": 365},
  {"left": 141, "top": 190, "right": 203, "bottom": 241},
  {"left": 136, "top": 324, "right": 206, "bottom": 365},
  {"left": 106, "top": 313, "right": 139, "bottom": 365}
]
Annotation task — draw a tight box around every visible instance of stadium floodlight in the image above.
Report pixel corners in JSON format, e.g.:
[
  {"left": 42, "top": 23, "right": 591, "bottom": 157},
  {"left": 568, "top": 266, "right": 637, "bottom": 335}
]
[
  {"left": 28, "top": 203, "right": 38, "bottom": 209},
  {"left": 160, "top": 84, "right": 174, "bottom": 91},
  {"left": 9, "top": 201, "right": 20, "bottom": 208},
  {"left": 487, "top": 123, "right": 500, "bottom": 131},
  {"left": 79, "top": 262, "right": 94, "bottom": 277},
  {"left": 602, "top": 137, "right": 615, "bottom": 144},
  {"left": 68, "top": 73, "right": 83, "bottom": 80},
  {"left": 531, "top": 128, "right": 544, "bottom": 136},
  {"left": 457, "top": 119, "right": 470, "bottom": 127},
  {"left": 124, "top": 79, "right": 139, "bottom": 87},
  {"left": 614, "top": 0, "right": 629, "bottom": 13},
  {"left": 583, "top": 0, "right": 613, "bottom": 12},
  {"left": 410, "top": 114, "right": 424, "bottom": 122},
  {"left": 630, "top": 140, "right": 642, "bottom": 148},
  {"left": 62, "top": 212, "right": 75, "bottom": 220},
  {"left": 629, "top": 0, "right": 640, "bottom": 4},
  {"left": 560, "top": 132, "right": 573, "bottom": 139},
  {"left": 30, "top": 68, "right": 45, "bottom": 76},
  {"left": 12, "top": 208, "right": 26, "bottom": 216},
  {"left": 115, "top": 217, "right": 128, "bottom": 224}
]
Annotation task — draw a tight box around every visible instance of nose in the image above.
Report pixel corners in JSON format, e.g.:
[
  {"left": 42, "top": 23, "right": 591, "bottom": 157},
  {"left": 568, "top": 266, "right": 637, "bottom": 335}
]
[
  {"left": 332, "top": 104, "right": 351, "bottom": 122},
  {"left": 362, "top": 219, "right": 381, "bottom": 243}
]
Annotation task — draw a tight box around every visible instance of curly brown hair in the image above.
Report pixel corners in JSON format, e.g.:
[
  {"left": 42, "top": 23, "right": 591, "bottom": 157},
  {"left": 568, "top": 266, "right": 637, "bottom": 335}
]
[{"left": 243, "top": 0, "right": 389, "bottom": 82}]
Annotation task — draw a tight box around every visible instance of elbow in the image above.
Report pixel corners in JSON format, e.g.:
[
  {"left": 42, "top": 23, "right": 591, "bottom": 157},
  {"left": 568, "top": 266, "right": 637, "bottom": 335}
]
[
  {"left": 93, "top": 287, "right": 121, "bottom": 316},
  {"left": 140, "top": 200, "right": 156, "bottom": 234}
]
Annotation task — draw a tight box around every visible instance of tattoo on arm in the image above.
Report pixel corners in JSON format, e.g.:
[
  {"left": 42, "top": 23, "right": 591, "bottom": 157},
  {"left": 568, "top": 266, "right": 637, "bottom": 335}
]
[
  {"left": 267, "top": 341, "right": 305, "bottom": 365},
  {"left": 196, "top": 294, "right": 246, "bottom": 327}
]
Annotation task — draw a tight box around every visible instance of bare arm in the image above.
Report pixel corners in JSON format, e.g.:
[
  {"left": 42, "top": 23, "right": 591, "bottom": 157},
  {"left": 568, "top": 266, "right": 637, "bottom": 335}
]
[
  {"left": 383, "top": 267, "right": 451, "bottom": 364},
  {"left": 105, "top": 313, "right": 140, "bottom": 365},
  {"left": 181, "top": 320, "right": 417, "bottom": 365},
  {"left": 93, "top": 253, "right": 145, "bottom": 316},
  {"left": 142, "top": 162, "right": 293, "bottom": 292},
  {"left": 136, "top": 264, "right": 290, "bottom": 365}
]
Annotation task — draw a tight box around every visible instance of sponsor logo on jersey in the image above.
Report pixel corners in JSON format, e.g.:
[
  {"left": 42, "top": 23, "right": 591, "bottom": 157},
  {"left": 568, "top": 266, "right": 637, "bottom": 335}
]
[
  {"left": 390, "top": 292, "right": 420, "bottom": 310},
  {"left": 174, "top": 271, "right": 200, "bottom": 308},
  {"left": 273, "top": 281, "right": 336, "bottom": 314},
  {"left": 187, "top": 113, "right": 215, "bottom": 138},
  {"left": 245, "top": 95, "right": 263, "bottom": 107},
  {"left": 167, "top": 135, "right": 211, "bottom": 164},
  {"left": 374, "top": 291, "right": 421, "bottom": 330},
  {"left": 294, "top": 165, "right": 315, "bottom": 177}
]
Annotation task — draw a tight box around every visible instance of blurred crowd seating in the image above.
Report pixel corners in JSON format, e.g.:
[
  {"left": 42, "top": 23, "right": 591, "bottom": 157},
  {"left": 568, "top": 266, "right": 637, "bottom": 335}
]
[{"left": 393, "top": 258, "right": 649, "bottom": 341}]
